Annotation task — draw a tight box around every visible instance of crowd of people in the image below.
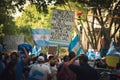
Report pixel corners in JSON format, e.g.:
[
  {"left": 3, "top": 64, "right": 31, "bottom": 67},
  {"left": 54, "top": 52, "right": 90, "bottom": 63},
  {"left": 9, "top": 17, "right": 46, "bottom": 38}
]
[{"left": 0, "top": 47, "right": 120, "bottom": 80}]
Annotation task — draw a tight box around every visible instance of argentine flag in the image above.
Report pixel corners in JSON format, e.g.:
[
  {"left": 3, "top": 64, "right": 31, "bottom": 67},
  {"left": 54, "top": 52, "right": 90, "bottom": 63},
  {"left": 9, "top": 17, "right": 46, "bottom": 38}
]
[
  {"left": 32, "top": 46, "right": 41, "bottom": 56},
  {"left": 106, "top": 41, "right": 120, "bottom": 56},
  {"left": 106, "top": 41, "right": 115, "bottom": 56},
  {"left": 68, "top": 34, "right": 84, "bottom": 55},
  {"left": 31, "top": 28, "right": 51, "bottom": 47}
]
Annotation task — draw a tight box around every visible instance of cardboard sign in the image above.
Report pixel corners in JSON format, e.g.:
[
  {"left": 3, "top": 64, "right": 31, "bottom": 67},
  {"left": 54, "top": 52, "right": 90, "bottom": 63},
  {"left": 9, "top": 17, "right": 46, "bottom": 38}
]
[
  {"left": 48, "top": 46, "right": 57, "bottom": 54},
  {"left": 50, "top": 9, "right": 74, "bottom": 42}
]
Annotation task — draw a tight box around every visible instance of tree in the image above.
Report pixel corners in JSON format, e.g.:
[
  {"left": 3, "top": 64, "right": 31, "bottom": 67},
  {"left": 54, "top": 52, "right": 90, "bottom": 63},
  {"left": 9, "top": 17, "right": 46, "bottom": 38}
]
[
  {"left": 15, "top": 4, "right": 52, "bottom": 29},
  {"left": 0, "top": 0, "right": 51, "bottom": 42},
  {"left": 15, "top": 4, "right": 53, "bottom": 44},
  {"left": 1, "top": 0, "right": 120, "bottom": 52},
  {"left": 0, "top": 0, "right": 23, "bottom": 43},
  {"left": 15, "top": 2, "right": 84, "bottom": 44},
  {"left": 78, "top": 0, "right": 120, "bottom": 50}
]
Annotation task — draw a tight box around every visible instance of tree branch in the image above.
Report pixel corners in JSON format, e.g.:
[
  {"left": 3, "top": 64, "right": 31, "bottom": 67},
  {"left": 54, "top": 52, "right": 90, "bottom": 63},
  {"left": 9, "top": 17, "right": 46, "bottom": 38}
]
[{"left": 111, "top": 24, "right": 120, "bottom": 38}]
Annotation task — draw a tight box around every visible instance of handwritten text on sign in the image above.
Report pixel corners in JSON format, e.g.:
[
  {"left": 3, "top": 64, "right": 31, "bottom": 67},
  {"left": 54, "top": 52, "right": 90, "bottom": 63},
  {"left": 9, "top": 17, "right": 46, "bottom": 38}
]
[{"left": 50, "top": 9, "right": 74, "bottom": 42}]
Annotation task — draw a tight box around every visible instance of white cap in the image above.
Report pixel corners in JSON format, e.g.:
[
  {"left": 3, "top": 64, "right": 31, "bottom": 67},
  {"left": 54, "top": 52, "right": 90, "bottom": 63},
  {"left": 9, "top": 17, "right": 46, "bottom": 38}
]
[{"left": 38, "top": 56, "right": 45, "bottom": 61}]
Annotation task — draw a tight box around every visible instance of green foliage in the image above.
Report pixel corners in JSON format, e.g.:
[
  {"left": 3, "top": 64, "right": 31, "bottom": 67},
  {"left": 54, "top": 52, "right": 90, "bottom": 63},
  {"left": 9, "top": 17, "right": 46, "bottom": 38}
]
[
  {"left": 0, "top": 24, "right": 4, "bottom": 37},
  {"left": 0, "top": 7, "right": 17, "bottom": 36},
  {"left": 15, "top": 4, "right": 52, "bottom": 29},
  {"left": 2, "top": 16, "right": 17, "bottom": 35},
  {"left": 17, "top": 26, "right": 33, "bottom": 44},
  {"left": 0, "top": 0, "right": 26, "bottom": 14},
  {"left": 54, "top": 0, "right": 67, "bottom": 5},
  {"left": 15, "top": 4, "right": 55, "bottom": 44},
  {"left": 0, "top": 0, "right": 24, "bottom": 41},
  {"left": 78, "top": 0, "right": 116, "bottom": 8}
]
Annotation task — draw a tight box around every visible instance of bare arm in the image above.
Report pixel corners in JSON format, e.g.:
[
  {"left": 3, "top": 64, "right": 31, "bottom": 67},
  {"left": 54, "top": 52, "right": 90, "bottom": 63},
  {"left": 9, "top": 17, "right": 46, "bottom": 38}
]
[
  {"left": 22, "top": 47, "right": 30, "bottom": 64},
  {"left": 68, "top": 54, "right": 81, "bottom": 65}
]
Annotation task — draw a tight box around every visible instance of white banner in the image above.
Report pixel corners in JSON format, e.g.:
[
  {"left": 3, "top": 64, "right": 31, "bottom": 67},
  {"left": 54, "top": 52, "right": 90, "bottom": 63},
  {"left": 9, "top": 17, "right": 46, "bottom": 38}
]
[
  {"left": 50, "top": 9, "right": 74, "bottom": 42},
  {"left": 3, "top": 36, "right": 24, "bottom": 51}
]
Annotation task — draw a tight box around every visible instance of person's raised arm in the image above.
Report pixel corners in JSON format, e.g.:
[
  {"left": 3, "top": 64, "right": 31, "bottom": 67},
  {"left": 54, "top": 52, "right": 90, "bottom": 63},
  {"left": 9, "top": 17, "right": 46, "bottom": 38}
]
[
  {"left": 22, "top": 47, "right": 30, "bottom": 64},
  {"left": 68, "top": 54, "right": 81, "bottom": 65}
]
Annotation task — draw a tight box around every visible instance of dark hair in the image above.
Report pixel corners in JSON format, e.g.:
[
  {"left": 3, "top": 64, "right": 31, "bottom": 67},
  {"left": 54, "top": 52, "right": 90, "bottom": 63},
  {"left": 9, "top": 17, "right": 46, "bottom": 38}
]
[
  {"left": 79, "top": 54, "right": 88, "bottom": 63},
  {"left": 63, "top": 55, "right": 69, "bottom": 62},
  {"left": 48, "top": 55, "right": 54, "bottom": 60},
  {"left": 69, "top": 51, "right": 76, "bottom": 60},
  {"left": 0, "top": 53, "right": 4, "bottom": 60},
  {"left": 39, "top": 53, "right": 44, "bottom": 56},
  {"left": 10, "top": 52, "right": 18, "bottom": 57},
  {"left": 116, "top": 62, "right": 120, "bottom": 69},
  {"left": 50, "top": 60, "right": 56, "bottom": 66}
]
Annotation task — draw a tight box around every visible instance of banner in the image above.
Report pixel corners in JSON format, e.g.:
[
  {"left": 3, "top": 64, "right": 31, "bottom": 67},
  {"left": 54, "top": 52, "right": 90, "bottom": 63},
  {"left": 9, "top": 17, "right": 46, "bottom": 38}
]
[
  {"left": 48, "top": 46, "right": 57, "bottom": 54},
  {"left": 3, "top": 36, "right": 24, "bottom": 51},
  {"left": 31, "top": 28, "right": 50, "bottom": 47},
  {"left": 31, "top": 28, "right": 69, "bottom": 47},
  {"left": 50, "top": 9, "right": 74, "bottom": 42}
]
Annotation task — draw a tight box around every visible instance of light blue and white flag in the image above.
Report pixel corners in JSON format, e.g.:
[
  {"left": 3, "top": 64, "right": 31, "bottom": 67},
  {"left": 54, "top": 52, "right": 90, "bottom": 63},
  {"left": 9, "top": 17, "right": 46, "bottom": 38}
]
[
  {"left": 86, "top": 49, "right": 95, "bottom": 60},
  {"left": 68, "top": 34, "right": 84, "bottom": 55},
  {"left": 106, "top": 41, "right": 120, "bottom": 56},
  {"left": 31, "top": 28, "right": 51, "bottom": 47},
  {"left": 106, "top": 41, "right": 115, "bottom": 56},
  {"left": 32, "top": 46, "right": 41, "bottom": 56},
  {"left": 86, "top": 49, "right": 101, "bottom": 60}
]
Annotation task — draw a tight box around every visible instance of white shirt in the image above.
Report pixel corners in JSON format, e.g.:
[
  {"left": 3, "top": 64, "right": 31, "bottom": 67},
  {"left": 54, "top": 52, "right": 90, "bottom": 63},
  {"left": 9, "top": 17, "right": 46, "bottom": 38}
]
[{"left": 29, "top": 63, "right": 51, "bottom": 80}]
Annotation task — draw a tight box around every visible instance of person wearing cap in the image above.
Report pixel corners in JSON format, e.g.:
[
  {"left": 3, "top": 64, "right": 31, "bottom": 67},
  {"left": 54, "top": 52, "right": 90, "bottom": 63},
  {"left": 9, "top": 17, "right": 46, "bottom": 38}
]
[{"left": 28, "top": 56, "right": 51, "bottom": 80}]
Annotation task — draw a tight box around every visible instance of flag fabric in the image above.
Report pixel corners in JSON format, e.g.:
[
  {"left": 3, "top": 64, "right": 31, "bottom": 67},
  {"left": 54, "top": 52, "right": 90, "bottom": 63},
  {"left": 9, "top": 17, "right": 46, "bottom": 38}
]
[
  {"left": 106, "top": 41, "right": 120, "bottom": 56},
  {"left": 86, "top": 49, "right": 101, "bottom": 60},
  {"left": 32, "top": 46, "right": 41, "bottom": 56},
  {"left": 95, "top": 52, "right": 101, "bottom": 59},
  {"left": 18, "top": 43, "right": 32, "bottom": 60},
  {"left": 31, "top": 28, "right": 51, "bottom": 47},
  {"left": 106, "top": 41, "right": 115, "bottom": 56},
  {"left": 31, "top": 28, "right": 70, "bottom": 47},
  {"left": 68, "top": 34, "right": 84, "bottom": 55},
  {"left": 48, "top": 40, "right": 69, "bottom": 47},
  {"left": 86, "top": 49, "right": 95, "bottom": 60}
]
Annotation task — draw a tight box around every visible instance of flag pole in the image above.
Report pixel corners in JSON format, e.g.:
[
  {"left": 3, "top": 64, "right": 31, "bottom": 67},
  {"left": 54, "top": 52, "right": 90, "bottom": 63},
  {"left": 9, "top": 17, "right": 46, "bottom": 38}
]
[{"left": 57, "top": 45, "right": 60, "bottom": 55}]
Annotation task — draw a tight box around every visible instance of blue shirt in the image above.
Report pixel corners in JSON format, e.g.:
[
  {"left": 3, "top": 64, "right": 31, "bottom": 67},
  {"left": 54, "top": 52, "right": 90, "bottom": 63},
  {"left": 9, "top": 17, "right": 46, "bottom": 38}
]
[
  {"left": 16, "top": 60, "right": 24, "bottom": 80},
  {"left": 0, "top": 60, "right": 4, "bottom": 75}
]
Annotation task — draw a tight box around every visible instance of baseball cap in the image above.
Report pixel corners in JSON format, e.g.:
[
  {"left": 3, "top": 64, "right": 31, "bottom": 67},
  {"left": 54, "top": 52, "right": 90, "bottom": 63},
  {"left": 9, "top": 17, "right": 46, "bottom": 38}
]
[{"left": 38, "top": 56, "right": 45, "bottom": 61}]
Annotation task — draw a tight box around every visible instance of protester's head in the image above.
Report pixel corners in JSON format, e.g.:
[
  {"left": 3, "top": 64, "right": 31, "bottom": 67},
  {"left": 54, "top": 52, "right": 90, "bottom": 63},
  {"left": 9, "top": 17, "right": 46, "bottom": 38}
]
[
  {"left": 69, "top": 51, "right": 76, "bottom": 60},
  {"left": 39, "top": 53, "right": 44, "bottom": 56},
  {"left": 79, "top": 54, "right": 88, "bottom": 63},
  {"left": 37, "top": 56, "right": 45, "bottom": 63},
  {"left": 63, "top": 55, "right": 69, "bottom": 62},
  {"left": 4, "top": 54, "right": 10, "bottom": 63},
  {"left": 0, "top": 53, "right": 4, "bottom": 60},
  {"left": 50, "top": 59, "right": 56, "bottom": 67},
  {"left": 10, "top": 52, "right": 18, "bottom": 61},
  {"left": 48, "top": 55, "right": 54, "bottom": 61},
  {"left": 116, "top": 62, "right": 120, "bottom": 69},
  {"left": 43, "top": 54, "right": 48, "bottom": 62}
]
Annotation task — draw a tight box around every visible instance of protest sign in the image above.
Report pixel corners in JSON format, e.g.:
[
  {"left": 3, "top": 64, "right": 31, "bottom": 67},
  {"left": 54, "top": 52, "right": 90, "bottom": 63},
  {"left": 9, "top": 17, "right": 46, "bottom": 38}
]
[{"left": 50, "top": 9, "right": 74, "bottom": 42}]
